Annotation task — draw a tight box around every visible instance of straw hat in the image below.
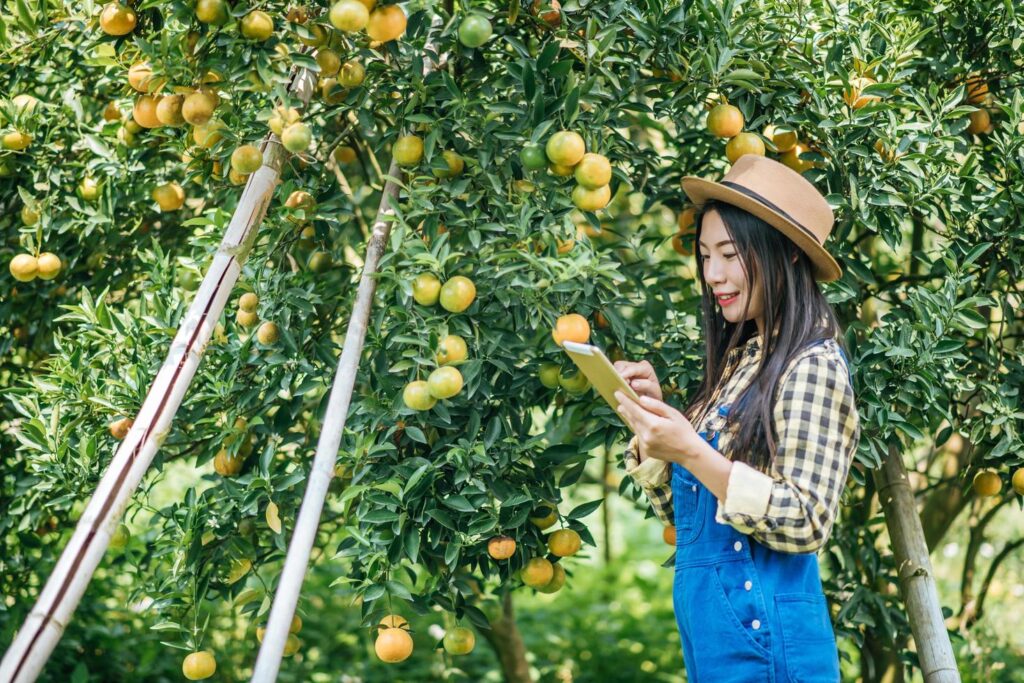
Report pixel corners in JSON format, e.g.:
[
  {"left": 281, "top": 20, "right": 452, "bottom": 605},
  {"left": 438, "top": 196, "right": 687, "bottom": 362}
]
[{"left": 680, "top": 155, "right": 842, "bottom": 282}]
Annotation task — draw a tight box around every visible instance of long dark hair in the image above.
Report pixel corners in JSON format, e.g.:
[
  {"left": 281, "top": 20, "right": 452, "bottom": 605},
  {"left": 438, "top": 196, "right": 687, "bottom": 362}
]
[{"left": 683, "top": 199, "right": 845, "bottom": 472}]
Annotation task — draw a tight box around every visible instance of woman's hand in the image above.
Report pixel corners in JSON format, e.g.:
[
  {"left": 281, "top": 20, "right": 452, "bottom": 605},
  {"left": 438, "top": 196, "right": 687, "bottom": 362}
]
[
  {"left": 614, "top": 390, "right": 703, "bottom": 465},
  {"left": 612, "top": 359, "right": 663, "bottom": 401}
]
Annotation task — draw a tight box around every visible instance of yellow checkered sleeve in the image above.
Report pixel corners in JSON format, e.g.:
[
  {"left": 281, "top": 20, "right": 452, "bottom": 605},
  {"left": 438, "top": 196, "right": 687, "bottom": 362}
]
[
  {"left": 714, "top": 341, "right": 860, "bottom": 553},
  {"left": 623, "top": 435, "right": 675, "bottom": 525}
]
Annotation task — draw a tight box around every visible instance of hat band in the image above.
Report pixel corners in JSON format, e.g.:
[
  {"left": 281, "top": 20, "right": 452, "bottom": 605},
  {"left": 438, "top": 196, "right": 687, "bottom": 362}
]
[{"left": 720, "top": 181, "right": 821, "bottom": 245}]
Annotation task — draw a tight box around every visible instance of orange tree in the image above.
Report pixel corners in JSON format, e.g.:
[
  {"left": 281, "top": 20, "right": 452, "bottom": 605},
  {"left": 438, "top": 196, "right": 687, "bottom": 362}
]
[{"left": 2, "top": 0, "right": 1024, "bottom": 680}]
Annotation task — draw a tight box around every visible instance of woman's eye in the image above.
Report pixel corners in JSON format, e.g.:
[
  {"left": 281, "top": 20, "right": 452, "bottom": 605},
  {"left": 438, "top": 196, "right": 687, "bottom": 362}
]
[{"left": 723, "top": 253, "right": 736, "bottom": 259}]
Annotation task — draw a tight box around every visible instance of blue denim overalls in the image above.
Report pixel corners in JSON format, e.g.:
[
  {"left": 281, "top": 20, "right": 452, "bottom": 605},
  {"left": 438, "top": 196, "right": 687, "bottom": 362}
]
[{"left": 671, "top": 342, "right": 849, "bottom": 682}]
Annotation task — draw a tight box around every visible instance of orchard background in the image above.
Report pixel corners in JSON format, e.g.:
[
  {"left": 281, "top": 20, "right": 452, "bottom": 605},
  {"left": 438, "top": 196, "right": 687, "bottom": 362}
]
[{"left": 2, "top": 0, "right": 1024, "bottom": 680}]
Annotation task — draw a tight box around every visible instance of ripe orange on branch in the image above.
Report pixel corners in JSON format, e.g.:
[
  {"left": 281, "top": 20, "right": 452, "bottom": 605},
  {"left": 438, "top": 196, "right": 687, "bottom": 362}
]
[
  {"left": 552, "top": 313, "right": 590, "bottom": 347},
  {"left": 99, "top": 2, "right": 136, "bottom": 36},
  {"left": 706, "top": 104, "right": 744, "bottom": 138},
  {"left": 182, "top": 651, "right": 216, "bottom": 680},
  {"left": 487, "top": 535, "right": 516, "bottom": 559},
  {"left": 726, "top": 132, "right": 765, "bottom": 163},
  {"left": 547, "top": 528, "right": 582, "bottom": 557},
  {"left": 439, "top": 275, "right": 476, "bottom": 312},
  {"left": 521, "top": 557, "right": 554, "bottom": 588},
  {"left": 375, "top": 627, "right": 413, "bottom": 663},
  {"left": 443, "top": 626, "right": 475, "bottom": 654},
  {"left": 546, "top": 130, "right": 586, "bottom": 167},
  {"left": 366, "top": 5, "right": 407, "bottom": 42}
]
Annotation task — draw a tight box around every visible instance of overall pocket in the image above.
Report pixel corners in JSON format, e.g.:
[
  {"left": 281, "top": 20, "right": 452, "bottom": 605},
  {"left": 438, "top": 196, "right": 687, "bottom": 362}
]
[
  {"left": 672, "top": 464, "right": 705, "bottom": 545},
  {"left": 774, "top": 593, "right": 840, "bottom": 683}
]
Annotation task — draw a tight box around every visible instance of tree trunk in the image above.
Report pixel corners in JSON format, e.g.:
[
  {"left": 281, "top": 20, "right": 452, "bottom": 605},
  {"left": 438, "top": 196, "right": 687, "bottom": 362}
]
[
  {"left": 874, "top": 443, "right": 960, "bottom": 682},
  {"left": 479, "top": 591, "right": 533, "bottom": 683},
  {"left": 861, "top": 629, "right": 906, "bottom": 683},
  {"left": 602, "top": 446, "right": 612, "bottom": 565}
]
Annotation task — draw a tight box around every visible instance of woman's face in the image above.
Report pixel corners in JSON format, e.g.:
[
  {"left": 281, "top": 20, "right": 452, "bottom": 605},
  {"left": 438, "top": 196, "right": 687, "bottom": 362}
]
[{"left": 698, "top": 209, "right": 764, "bottom": 332}]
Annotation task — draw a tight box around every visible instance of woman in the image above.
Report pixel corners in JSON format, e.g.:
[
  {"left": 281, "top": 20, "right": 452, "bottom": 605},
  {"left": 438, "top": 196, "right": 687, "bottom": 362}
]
[{"left": 613, "top": 155, "right": 861, "bottom": 682}]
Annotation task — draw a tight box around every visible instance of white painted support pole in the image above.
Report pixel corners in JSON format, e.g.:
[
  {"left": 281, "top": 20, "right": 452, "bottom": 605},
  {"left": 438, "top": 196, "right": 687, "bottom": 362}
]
[
  {"left": 0, "top": 65, "right": 316, "bottom": 683},
  {"left": 251, "top": 22, "right": 443, "bottom": 682}
]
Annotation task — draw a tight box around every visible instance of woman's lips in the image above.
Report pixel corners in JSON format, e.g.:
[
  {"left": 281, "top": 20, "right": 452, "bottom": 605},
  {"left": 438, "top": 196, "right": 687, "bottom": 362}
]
[{"left": 717, "top": 293, "right": 738, "bottom": 306}]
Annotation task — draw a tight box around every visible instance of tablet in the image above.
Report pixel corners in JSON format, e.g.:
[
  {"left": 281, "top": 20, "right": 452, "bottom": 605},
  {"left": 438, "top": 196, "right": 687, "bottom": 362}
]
[{"left": 561, "top": 341, "right": 642, "bottom": 418}]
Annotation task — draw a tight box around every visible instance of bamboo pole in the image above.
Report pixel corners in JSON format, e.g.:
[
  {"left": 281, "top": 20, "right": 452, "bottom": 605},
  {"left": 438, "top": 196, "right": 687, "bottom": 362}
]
[
  {"left": 0, "top": 64, "right": 317, "bottom": 683},
  {"left": 251, "top": 23, "right": 442, "bottom": 683},
  {"left": 874, "top": 443, "right": 961, "bottom": 682}
]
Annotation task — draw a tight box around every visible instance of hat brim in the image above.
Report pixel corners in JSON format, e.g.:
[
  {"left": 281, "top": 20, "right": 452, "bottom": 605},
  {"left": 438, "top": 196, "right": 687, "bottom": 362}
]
[{"left": 681, "top": 176, "right": 842, "bottom": 283}]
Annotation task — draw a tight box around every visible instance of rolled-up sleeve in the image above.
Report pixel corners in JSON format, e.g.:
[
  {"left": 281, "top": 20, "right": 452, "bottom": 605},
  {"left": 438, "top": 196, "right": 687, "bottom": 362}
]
[
  {"left": 623, "top": 435, "right": 675, "bottom": 525},
  {"left": 715, "top": 349, "right": 860, "bottom": 553}
]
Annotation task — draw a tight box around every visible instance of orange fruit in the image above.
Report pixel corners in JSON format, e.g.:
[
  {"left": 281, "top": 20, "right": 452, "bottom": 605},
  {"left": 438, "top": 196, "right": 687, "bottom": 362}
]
[
  {"left": 725, "top": 132, "right": 765, "bottom": 163},
  {"left": 1011, "top": 468, "right": 1024, "bottom": 496},
  {"left": 155, "top": 95, "right": 186, "bottom": 126},
  {"left": 127, "top": 61, "right": 160, "bottom": 93},
  {"left": 548, "top": 162, "right": 575, "bottom": 177},
  {"left": 677, "top": 206, "right": 696, "bottom": 232},
  {"left": 236, "top": 309, "right": 259, "bottom": 328},
  {"left": 972, "top": 470, "right": 1001, "bottom": 497},
  {"left": 772, "top": 129, "right": 798, "bottom": 152},
  {"left": 546, "top": 131, "right": 586, "bottom": 167},
  {"left": 427, "top": 366, "right": 463, "bottom": 399},
  {"left": 531, "top": 0, "right": 561, "bottom": 27},
  {"left": 78, "top": 176, "right": 101, "bottom": 201},
  {"left": 334, "top": 145, "right": 357, "bottom": 164},
  {"left": 433, "top": 150, "right": 464, "bottom": 178},
  {"left": 182, "top": 651, "right": 216, "bottom": 680},
  {"left": 574, "top": 152, "right": 611, "bottom": 189},
  {"left": 529, "top": 506, "right": 558, "bottom": 529},
  {"left": 375, "top": 627, "right": 413, "bottom": 663},
  {"left": 282, "top": 122, "right": 312, "bottom": 153},
  {"left": 330, "top": 0, "right": 370, "bottom": 32},
  {"left": 232, "top": 145, "right": 263, "bottom": 174},
  {"left": 182, "top": 91, "right": 217, "bottom": 125},
  {"left": 393, "top": 135, "right": 423, "bottom": 166},
  {"left": 152, "top": 182, "right": 185, "bottom": 212},
  {"left": 706, "top": 104, "right": 744, "bottom": 138},
  {"left": 3, "top": 131, "right": 32, "bottom": 150},
  {"left": 843, "top": 76, "right": 880, "bottom": 109},
  {"left": 241, "top": 10, "right": 275, "bottom": 41},
  {"left": 967, "top": 109, "right": 990, "bottom": 136},
  {"left": 487, "top": 535, "right": 516, "bottom": 560},
  {"left": 443, "top": 626, "right": 475, "bottom": 655},
  {"left": 36, "top": 253, "right": 62, "bottom": 280},
  {"left": 99, "top": 2, "right": 136, "bottom": 36},
  {"left": 779, "top": 143, "right": 815, "bottom": 173},
  {"left": 9, "top": 254, "right": 38, "bottom": 282},
  {"left": 572, "top": 184, "right": 611, "bottom": 212},
  {"left": 538, "top": 363, "right": 561, "bottom": 389},
  {"left": 521, "top": 557, "right": 554, "bottom": 588},
  {"left": 316, "top": 48, "right": 342, "bottom": 77},
  {"left": 214, "top": 448, "right": 245, "bottom": 476},
  {"left": 558, "top": 369, "right": 590, "bottom": 394},
  {"left": 366, "top": 5, "right": 407, "bottom": 42},
  {"left": 439, "top": 275, "right": 476, "bottom": 312},
  {"left": 547, "top": 528, "right": 581, "bottom": 557},
  {"left": 403, "top": 380, "right": 437, "bottom": 411},
  {"left": 379, "top": 614, "right": 409, "bottom": 630},
  {"left": 256, "top": 321, "right": 280, "bottom": 345},
  {"left": 238, "top": 293, "right": 259, "bottom": 312},
  {"left": 436, "top": 334, "right": 468, "bottom": 365},
  {"left": 132, "top": 95, "right": 162, "bottom": 129},
  {"left": 283, "top": 633, "right": 301, "bottom": 656},
  {"left": 338, "top": 60, "right": 366, "bottom": 87},
  {"left": 965, "top": 73, "right": 989, "bottom": 105},
  {"left": 672, "top": 231, "right": 694, "bottom": 257},
  {"left": 412, "top": 273, "right": 442, "bottom": 305},
  {"left": 536, "top": 562, "right": 566, "bottom": 594},
  {"left": 195, "top": 0, "right": 229, "bottom": 25},
  {"left": 663, "top": 525, "right": 676, "bottom": 545},
  {"left": 552, "top": 313, "right": 590, "bottom": 347}
]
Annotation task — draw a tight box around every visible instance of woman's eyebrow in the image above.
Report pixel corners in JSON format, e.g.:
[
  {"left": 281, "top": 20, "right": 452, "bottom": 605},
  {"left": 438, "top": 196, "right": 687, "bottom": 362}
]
[{"left": 697, "top": 239, "right": 736, "bottom": 248}]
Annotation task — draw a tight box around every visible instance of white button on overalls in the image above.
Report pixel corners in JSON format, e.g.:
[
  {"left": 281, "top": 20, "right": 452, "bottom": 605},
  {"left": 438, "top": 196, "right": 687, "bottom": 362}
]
[
  {"left": 733, "top": 541, "right": 742, "bottom": 552},
  {"left": 744, "top": 580, "right": 752, "bottom": 591},
  {"left": 751, "top": 620, "right": 761, "bottom": 630}
]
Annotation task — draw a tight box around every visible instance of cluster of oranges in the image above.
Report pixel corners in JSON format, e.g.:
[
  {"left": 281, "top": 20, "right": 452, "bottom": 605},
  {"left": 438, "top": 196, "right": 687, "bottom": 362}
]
[
  {"left": 521, "top": 130, "right": 614, "bottom": 212},
  {"left": 972, "top": 467, "right": 1024, "bottom": 499},
  {"left": 373, "top": 612, "right": 476, "bottom": 662},
  {"left": 234, "top": 292, "right": 281, "bottom": 347},
  {"left": 403, "top": 274, "right": 477, "bottom": 410},
  {"left": 514, "top": 514, "right": 582, "bottom": 595},
  {"left": 8, "top": 251, "right": 62, "bottom": 284}
]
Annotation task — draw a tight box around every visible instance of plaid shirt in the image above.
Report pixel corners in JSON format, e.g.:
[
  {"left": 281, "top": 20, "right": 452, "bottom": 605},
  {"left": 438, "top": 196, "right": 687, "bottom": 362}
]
[{"left": 624, "top": 335, "right": 860, "bottom": 554}]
